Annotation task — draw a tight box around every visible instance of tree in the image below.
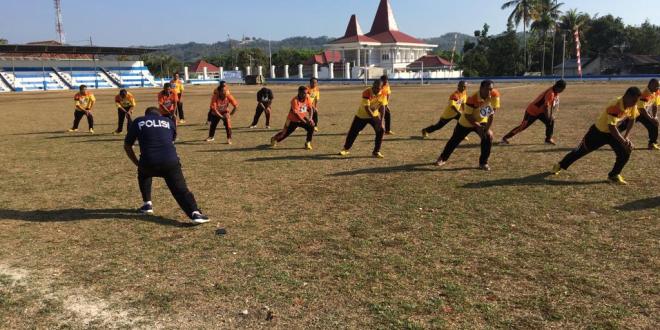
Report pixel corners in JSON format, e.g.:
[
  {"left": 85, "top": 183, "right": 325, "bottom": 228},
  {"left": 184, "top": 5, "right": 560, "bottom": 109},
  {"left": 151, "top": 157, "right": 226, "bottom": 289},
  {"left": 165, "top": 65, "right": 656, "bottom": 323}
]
[
  {"left": 583, "top": 15, "right": 626, "bottom": 56},
  {"left": 0, "top": 38, "right": 7, "bottom": 45},
  {"left": 625, "top": 20, "right": 660, "bottom": 55},
  {"left": 272, "top": 48, "right": 317, "bottom": 67},
  {"left": 557, "top": 9, "right": 590, "bottom": 60},
  {"left": 531, "top": 0, "right": 563, "bottom": 74},
  {"left": 502, "top": 0, "right": 539, "bottom": 71},
  {"left": 140, "top": 54, "right": 183, "bottom": 78}
]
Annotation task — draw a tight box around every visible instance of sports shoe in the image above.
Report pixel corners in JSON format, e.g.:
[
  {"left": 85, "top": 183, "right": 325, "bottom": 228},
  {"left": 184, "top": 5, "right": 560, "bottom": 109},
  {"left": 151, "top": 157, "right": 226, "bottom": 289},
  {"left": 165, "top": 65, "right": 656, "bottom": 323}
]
[
  {"left": 265, "top": 126, "right": 271, "bottom": 129},
  {"left": 608, "top": 175, "right": 628, "bottom": 185},
  {"left": 270, "top": 136, "right": 277, "bottom": 148},
  {"left": 648, "top": 143, "right": 660, "bottom": 150},
  {"left": 112, "top": 130, "right": 121, "bottom": 135},
  {"left": 385, "top": 131, "right": 394, "bottom": 135},
  {"left": 305, "top": 142, "right": 313, "bottom": 150},
  {"left": 227, "top": 139, "right": 233, "bottom": 145},
  {"left": 463, "top": 136, "right": 470, "bottom": 141},
  {"left": 373, "top": 152, "right": 384, "bottom": 159},
  {"left": 479, "top": 164, "right": 491, "bottom": 171},
  {"left": 248, "top": 125, "right": 257, "bottom": 129},
  {"left": 138, "top": 202, "right": 154, "bottom": 215},
  {"left": 500, "top": 138, "right": 510, "bottom": 145},
  {"left": 421, "top": 129, "right": 429, "bottom": 138},
  {"left": 205, "top": 137, "right": 215, "bottom": 142},
  {"left": 191, "top": 211, "right": 210, "bottom": 224},
  {"left": 339, "top": 150, "right": 350, "bottom": 156},
  {"left": 435, "top": 159, "right": 447, "bottom": 167},
  {"left": 89, "top": 128, "right": 94, "bottom": 134},
  {"left": 67, "top": 128, "right": 78, "bottom": 132},
  {"left": 545, "top": 138, "right": 557, "bottom": 145},
  {"left": 314, "top": 127, "right": 319, "bottom": 132},
  {"left": 551, "top": 163, "right": 562, "bottom": 175},
  {"left": 179, "top": 119, "right": 186, "bottom": 124}
]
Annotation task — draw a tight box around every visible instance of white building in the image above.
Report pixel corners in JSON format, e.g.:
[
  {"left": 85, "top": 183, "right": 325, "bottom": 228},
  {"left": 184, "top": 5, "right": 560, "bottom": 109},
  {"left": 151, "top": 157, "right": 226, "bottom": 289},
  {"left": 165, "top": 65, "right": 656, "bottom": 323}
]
[{"left": 325, "top": 0, "right": 437, "bottom": 75}]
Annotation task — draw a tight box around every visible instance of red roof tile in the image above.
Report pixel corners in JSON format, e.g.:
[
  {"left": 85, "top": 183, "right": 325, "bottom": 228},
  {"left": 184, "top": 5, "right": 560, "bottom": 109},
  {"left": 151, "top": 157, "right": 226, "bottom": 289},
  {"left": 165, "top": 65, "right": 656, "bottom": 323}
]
[
  {"left": 190, "top": 60, "right": 219, "bottom": 73},
  {"left": 304, "top": 50, "right": 343, "bottom": 65},
  {"left": 331, "top": 15, "right": 380, "bottom": 44},
  {"left": 407, "top": 55, "right": 454, "bottom": 69}
]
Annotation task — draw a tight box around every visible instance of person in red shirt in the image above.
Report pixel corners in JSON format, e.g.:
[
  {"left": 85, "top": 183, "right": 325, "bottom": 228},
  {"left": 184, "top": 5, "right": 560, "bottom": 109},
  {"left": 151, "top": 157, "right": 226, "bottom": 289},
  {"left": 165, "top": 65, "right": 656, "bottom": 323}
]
[
  {"left": 501, "top": 80, "right": 566, "bottom": 145},
  {"left": 206, "top": 85, "right": 239, "bottom": 144},
  {"left": 158, "top": 83, "right": 179, "bottom": 121},
  {"left": 270, "top": 86, "right": 316, "bottom": 150}
]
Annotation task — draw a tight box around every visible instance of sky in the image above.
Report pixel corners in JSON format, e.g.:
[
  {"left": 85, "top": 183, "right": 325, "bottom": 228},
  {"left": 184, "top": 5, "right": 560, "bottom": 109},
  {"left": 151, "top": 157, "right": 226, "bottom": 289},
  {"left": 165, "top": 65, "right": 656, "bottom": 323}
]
[{"left": 1, "top": 0, "right": 657, "bottom": 46}]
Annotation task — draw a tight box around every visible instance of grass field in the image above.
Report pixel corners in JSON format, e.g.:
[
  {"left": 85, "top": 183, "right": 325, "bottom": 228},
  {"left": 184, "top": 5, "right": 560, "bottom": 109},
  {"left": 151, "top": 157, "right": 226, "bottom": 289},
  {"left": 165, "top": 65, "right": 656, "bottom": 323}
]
[{"left": 0, "top": 82, "right": 658, "bottom": 329}]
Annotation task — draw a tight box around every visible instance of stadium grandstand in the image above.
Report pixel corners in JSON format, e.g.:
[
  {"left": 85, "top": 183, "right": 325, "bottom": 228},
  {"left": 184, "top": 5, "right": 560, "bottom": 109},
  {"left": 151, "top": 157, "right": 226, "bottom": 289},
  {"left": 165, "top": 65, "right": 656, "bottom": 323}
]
[{"left": 0, "top": 41, "right": 159, "bottom": 92}]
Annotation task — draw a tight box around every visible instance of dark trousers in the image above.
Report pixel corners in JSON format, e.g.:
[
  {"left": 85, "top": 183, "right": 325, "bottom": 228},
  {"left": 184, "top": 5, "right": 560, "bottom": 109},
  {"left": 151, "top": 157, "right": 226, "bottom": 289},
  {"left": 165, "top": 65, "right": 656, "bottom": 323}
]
[
  {"left": 138, "top": 162, "right": 199, "bottom": 218},
  {"left": 503, "top": 112, "right": 554, "bottom": 140},
  {"left": 116, "top": 107, "right": 132, "bottom": 132},
  {"left": 274, "top": 121, "right": 314, "bottom": 143},
  {"left": 209, "top": 115, "right": 232, "bottom": 139},
  {"left": 312, "top": 108, "right": 319, "bottom": 126},
  {"left": 176, "top": 94, "right": 184, "bottom": 119},
  {"left": 72, "top": 110, "right": 93, "bottom": 129},
  {"left": 383, "top": 106, "right": 392, "bottom": 132},
  {"left": 439, "top": 123, "right": 492, "bottom": 165},
  {"left": 618, "top": 115, "right": 658, "bottom": 144},
  {"left": 424, "top": 114, "right": 459, "bottom": 134},
  {"left": 251, "top": 104, "right": 271, "bottom": 126},
  {"left": 559, "top": 125, "right": 631, "bottom": 177},
  {"left": 343, "top": 116, "right": 384, "bottom": 154}
]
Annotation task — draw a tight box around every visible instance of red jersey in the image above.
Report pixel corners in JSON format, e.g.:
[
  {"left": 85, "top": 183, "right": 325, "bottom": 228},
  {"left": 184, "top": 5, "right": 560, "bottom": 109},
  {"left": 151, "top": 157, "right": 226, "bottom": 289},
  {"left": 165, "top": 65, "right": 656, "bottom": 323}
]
[{"left": 288, "top": 96, "right": 313, "bottom": 122}]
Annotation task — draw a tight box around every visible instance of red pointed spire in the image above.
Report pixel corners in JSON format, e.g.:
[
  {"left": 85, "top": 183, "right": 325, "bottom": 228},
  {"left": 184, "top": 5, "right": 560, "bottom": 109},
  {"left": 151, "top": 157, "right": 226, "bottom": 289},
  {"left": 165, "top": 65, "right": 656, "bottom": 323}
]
[
  {"left": 343, "top": 14, "right": 364, "bottom": 38},
  {"left": 369, "top": 0, "right": 399, "bottom": 35}
]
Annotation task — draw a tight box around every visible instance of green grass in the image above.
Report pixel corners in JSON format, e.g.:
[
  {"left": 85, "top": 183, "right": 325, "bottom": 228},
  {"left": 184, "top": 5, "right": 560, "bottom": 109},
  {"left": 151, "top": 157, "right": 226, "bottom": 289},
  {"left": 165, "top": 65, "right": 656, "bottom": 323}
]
[{"left": 0, "top": 82, "right": 658, "bottom": 328}]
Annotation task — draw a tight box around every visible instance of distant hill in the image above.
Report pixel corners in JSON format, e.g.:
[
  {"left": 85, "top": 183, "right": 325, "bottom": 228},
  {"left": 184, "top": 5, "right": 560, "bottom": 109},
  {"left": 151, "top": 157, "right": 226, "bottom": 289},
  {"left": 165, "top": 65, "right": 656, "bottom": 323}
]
[{"left": 152, "top": 34, "right": 475, "bottom": 63}]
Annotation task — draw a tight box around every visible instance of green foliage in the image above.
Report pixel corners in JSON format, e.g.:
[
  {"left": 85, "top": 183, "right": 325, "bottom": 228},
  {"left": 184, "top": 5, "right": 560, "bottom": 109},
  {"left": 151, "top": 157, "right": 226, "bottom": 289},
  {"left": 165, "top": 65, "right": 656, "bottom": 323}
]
[
  {"left": 625, "top": 21, "right": 660, "bottom": 55},
  {"left": 140, "top": 54, "right": 183, "bottom": 78},
  {"left": 272, "top": 48, "right": 318, "bottom": 67},
  {"left": 0, "top": 38, "right": 7, "bottom": 45},
  {"left": 583, "top": 15, "right": 627, "bottom": 56}
]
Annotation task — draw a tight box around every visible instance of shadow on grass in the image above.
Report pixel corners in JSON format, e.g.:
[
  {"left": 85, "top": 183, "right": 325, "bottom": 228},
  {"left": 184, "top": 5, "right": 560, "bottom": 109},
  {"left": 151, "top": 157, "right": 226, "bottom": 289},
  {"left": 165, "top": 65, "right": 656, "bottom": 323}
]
[
  {"left": 0, "top": 208, "right": 195, "bottom": 227},
  {"left": 462, "top": 172, "right": 607, "bottom": 188},
  {"left": 246, "top": 153, "right": 368, "bottom": 162},
  {"left": 73, "top": 138, "right": 124, "bottom": 143},
  {"left": 9, "top": 130, "right": 69, "bottom": 136},
  {"left": 197, "top": 144, "right": 303, "bottom": 153},
  {"left": 526, "top": 147, "right": 578, "bottom": 153},
  {"left": 615, "top": 197, "right": 660, "bottom": 211},
  {"left": 330, "top": 162, "right": 437, "bottom": 176}
]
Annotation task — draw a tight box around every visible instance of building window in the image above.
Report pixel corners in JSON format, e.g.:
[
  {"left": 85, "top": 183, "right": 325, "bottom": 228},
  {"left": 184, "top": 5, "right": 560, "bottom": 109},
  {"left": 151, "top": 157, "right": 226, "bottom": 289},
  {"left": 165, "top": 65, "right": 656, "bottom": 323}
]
[{"left": 382, "top": 54, "right": 390, "bottom": 61}]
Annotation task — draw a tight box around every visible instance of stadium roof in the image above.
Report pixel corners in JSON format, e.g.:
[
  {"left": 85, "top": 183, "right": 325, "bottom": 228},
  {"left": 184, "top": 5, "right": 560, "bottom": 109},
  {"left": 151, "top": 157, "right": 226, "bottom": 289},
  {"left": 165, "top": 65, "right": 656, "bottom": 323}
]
[{"left": 0, "top": 44, "right": 159, "bottom": 56}]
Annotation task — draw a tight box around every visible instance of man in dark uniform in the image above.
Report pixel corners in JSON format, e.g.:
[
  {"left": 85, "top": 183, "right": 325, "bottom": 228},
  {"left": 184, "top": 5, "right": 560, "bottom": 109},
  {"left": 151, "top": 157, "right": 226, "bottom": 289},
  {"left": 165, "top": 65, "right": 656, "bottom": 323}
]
[
  {"left": 249, "top": 87, "right": 274, "bottom": 128},
  {"left": 124, "top": 107, "right": 209, "bottom": 224}
]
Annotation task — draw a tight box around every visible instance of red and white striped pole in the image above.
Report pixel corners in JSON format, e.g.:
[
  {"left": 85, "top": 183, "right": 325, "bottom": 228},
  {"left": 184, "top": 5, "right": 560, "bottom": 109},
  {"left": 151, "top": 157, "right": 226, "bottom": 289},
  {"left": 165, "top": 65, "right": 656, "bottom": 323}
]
[{"left": 574, "top": 29, "right": 582, "bottom": 79}]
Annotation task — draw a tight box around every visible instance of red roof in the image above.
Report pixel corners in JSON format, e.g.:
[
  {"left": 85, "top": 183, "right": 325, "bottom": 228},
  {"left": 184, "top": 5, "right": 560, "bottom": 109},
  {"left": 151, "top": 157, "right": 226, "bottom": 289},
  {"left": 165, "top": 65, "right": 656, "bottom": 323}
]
[
  {"left": 0, "top": 40, "right": 92, "bottom": 59},
  {"left": 305, "top": 50, "right": 343, "bottom": 65},
  {"left": 190, "top": 60, "right": 219, "bottom": 73},
  {"left": 407, "top": 55, "right": 453, "bottom": 69},
  {"left": 331, "top": 15, "right": 380, "bottom": 44},
  {"left": 365, "top": 0, "right": 427, "bottom": 45}
]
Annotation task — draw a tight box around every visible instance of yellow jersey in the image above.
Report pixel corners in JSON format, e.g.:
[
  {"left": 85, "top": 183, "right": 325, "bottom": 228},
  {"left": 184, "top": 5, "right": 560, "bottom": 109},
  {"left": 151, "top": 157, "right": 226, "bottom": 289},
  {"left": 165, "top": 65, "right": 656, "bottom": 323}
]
[
  {"left": 74, "top": 92, "right": 96, "bottom": 110},
  {"left": 170, "top": 78, "right": 185, "bottom": 94},
  {"left": 637, "top": 88, "right": 660, "bottom": 114},
  {"left": 356, "top": 88, "right": 384, "bottom": 119},
  {"left": 307, "top": 86, "right": 320, "bottom": 105},
  {"left": 595, "top": 97, "right": 639, "bottom": 133},
  {"left": 440, "top": 89, "right": 468, "bottom": 120},
  {"left": 459, "top": 90, "right": 500, "bottom": 128},
  {"left": 380, "top": 83, "right": 391, "bottom": 106}
]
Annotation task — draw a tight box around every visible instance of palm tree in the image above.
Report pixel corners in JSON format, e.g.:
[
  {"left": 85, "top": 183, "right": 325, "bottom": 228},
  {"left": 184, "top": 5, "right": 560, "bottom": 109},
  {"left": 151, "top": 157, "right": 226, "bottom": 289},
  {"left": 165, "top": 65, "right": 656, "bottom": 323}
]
[
  {"left": 558, "top": 9, "right": 590, "bottom": 58},
  {"left": 502, "top": 0, "right": 539, "bottom": 71},
  {"left": 531, "top": 0, "right": 563, "bottom": 74}
]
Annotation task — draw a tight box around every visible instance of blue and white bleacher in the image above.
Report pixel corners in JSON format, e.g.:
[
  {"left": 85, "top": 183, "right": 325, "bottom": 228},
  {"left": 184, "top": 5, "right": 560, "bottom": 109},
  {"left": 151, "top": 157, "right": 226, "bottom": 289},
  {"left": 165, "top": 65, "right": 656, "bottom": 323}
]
[
  {"left": 105, "top": 66, "right": 158, "bottom": 88},
  {"left": 2, "top": 67, "right": 66, "bottom": 91}
]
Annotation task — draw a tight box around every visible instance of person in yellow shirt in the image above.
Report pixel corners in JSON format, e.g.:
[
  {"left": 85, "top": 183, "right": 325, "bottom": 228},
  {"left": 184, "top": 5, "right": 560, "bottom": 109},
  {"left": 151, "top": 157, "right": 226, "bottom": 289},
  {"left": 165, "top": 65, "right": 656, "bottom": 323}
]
[
  {"left": 435, "top": 80, "right": 500, "bottom": 171},
  {"left": 552, "top": 87, "right": 642, "bottom": 185},
  {"left": 380, "top": 75, "right": 394, "bottom": 134},
  {"left": 307, "top": 77, "right": 321, "bottom": 132},
  {"left": 114, "top": 89, "right": 137, "bottom": 134},
  {"left": 422, "top": 81, "right": 468, "bottom": 138},
  {"left": 617, "top": 78, "right": 659, "bottom": 150},
  {"left": 170, "top": 73, "right": 185, "bottom": 124},
  {"left": 68, "top": 85, "right": 96, "bottom": 134},
  {"left": 339, "top": 79, "right": 385, "bottom": 158}
]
